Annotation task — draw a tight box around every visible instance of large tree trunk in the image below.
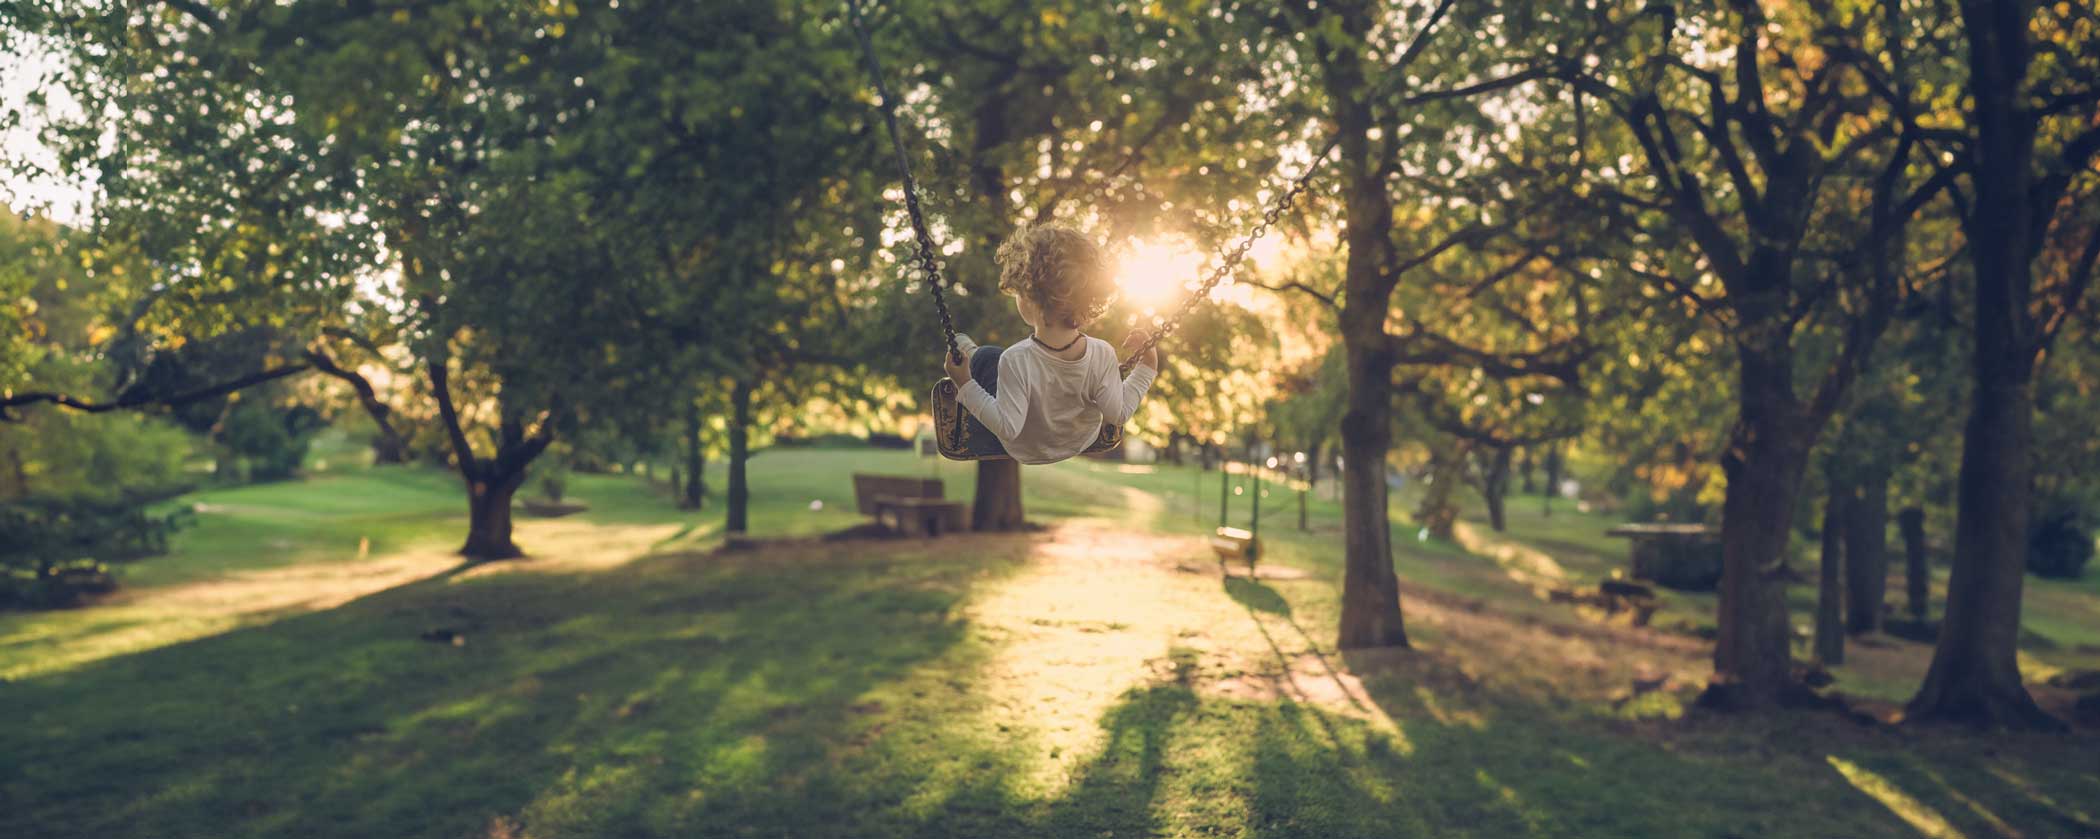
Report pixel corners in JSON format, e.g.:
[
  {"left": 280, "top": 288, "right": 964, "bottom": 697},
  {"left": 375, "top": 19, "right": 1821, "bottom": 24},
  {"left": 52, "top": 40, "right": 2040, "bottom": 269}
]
[
  {"left": 1336, "top": 317, "right": 1407, "bottom": 649},
  {"left": 1909, "top": 369, "right": 2055, "bottom": 727},
  {"left": 426, "top": 356, "right": 550, "bottom": 562},
  {"left": 461, "top": 473, "right": 524, "bottom": 560},
  {"left": 1844, "top": 469, "right": 1890, "bottom": 634},
  {"left": 726, "top": 380, "right": 751, "bottom": 534},
  {"left": 1899, "top": 506, "right": 1928, "bottom": 622},
  {"left": 682, "top": 399, "right": 705, "bottom": 511},
  {"left": 1326, "top": 0, "right": 1409, "bottom": 651},
  {"left": 1815, "top": 483, "right": 1846, "bottom": 666},
  {"left": 972, "top": 460, "right": 1026, "bottom": 531},
  {"left": 1907, "top": 3, "right": 2057, "bottom": 729},
  {"left": 1703, "top": 343, "right": 1814, "bottom": 709}
]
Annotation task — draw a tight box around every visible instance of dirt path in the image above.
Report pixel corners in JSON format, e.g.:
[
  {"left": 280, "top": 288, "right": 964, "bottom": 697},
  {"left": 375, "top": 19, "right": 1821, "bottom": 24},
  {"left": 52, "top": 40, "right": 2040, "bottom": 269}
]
[{"left": 930, "top": 520, "right": 1727, "bottom": 789}]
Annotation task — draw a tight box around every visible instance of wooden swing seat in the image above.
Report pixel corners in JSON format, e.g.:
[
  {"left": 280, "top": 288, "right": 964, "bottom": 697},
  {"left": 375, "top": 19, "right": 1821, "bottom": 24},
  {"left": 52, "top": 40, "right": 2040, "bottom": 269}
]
[{"left": 1210, "top": 526, "right": 1261, "bottom": 567}]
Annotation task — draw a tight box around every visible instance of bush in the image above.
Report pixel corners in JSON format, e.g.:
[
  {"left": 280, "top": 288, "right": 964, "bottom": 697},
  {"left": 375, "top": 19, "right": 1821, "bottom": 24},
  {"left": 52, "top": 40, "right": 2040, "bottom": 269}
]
[
  {"left": 0, "top": 497, "right": 192, "bottom": 609},
  {"left": 538, "top": 470, "right": 568, "bottom": 502},
  {"left": 2028, "top": 499, "right": 2094, "bottom": 580},
  {"left": 222, "top": 400, "right": 326, "bottom": 481},
  {"left": 0, "top": 409, "right": 195, "bottom": 502}
]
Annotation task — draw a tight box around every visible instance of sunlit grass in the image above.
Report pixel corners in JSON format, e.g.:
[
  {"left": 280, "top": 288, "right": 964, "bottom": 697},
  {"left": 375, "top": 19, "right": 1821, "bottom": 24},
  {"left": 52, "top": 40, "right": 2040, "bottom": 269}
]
[{"left": 1828, "top": 755, "right": 1968, "bottom": 839}]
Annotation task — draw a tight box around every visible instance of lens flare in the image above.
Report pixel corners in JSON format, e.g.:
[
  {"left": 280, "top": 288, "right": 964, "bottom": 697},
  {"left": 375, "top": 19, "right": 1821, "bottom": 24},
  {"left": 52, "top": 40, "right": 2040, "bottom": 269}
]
[{"left": 1115, "top": 238, "right": 1207, "bottom": 311}]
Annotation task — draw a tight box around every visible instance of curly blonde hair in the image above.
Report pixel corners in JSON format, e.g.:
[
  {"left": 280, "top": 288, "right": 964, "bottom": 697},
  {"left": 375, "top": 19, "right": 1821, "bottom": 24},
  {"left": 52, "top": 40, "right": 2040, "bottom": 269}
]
[{"left": 996, "top": 224, "right": 1118, "bottom": 330}]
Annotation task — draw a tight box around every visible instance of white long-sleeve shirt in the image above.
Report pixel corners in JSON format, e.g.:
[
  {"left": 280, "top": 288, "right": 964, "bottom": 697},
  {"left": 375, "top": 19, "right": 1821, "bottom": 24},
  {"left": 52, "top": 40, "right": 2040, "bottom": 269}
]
[{"left": 956, "top": 337, "right": 1157, "bottom": 465}]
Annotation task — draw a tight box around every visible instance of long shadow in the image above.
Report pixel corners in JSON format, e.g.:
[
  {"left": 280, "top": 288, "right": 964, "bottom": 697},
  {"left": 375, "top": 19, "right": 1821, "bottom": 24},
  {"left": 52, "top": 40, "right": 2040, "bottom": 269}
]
[
  {"left": 1322, "top": 630, "right": 2098, "bottom": 838},
  {"left": 0, "top": 544, "right": 1018, "bottom": 839},
  {"left": 1215, "top": 577, "right": 1981, "bottom": 837}
]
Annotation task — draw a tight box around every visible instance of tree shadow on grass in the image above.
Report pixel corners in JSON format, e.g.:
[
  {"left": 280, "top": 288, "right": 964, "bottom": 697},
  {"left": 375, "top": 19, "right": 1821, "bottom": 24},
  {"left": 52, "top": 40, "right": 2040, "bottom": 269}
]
[
  {"left": 0, "top": 543, "right": 1028, "bottom": 839},
  {"left": 1209, "top": 576, "right": 1956, "bottom": 838}
]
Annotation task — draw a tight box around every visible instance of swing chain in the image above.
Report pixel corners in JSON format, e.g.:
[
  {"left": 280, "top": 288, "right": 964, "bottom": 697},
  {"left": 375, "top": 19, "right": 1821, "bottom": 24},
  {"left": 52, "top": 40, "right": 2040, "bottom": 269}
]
[
  {"left": 846, "top": 0, "right": 964, "bottom": 365},
  {"left": 1117, "top": 136, "right": 1338, "bottom": 375}
]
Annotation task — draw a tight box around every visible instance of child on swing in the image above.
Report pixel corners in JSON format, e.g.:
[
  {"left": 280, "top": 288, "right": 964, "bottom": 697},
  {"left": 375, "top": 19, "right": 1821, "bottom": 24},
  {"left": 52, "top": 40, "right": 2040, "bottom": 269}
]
[{"left": 944, "top": 223, "right": 1160, "bottom": 465}]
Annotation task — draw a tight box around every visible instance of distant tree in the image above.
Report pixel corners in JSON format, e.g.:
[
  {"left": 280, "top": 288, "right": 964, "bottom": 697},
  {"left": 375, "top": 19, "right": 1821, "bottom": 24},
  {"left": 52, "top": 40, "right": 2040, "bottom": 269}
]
[{"left": 1568, "top": 0, "right": 1957, "bottom": 708}]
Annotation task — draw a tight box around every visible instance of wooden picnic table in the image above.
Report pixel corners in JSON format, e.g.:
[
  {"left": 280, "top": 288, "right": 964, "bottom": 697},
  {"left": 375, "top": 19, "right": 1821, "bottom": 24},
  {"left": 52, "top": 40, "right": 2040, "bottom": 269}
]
[{"left": 1606, "top": 523, "right": 1723, "bottom": 591}]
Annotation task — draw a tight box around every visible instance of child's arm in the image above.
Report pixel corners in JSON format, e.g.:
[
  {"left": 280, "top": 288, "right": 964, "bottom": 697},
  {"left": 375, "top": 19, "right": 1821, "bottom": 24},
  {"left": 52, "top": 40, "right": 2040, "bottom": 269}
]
[
  {"left": 951, "top": 352, "right": 1031, "bottom": 440},
  {"left": 1096, "top": 332, "right": 1159, "bottom": 426}
]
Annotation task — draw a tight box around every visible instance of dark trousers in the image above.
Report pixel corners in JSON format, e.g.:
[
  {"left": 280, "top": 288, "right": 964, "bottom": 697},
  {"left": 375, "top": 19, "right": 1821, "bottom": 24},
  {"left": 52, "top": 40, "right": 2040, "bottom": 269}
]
[
  {"left": 970, "top": 345, "right": 1003, "bottom": 397},
  {"left": 956, "top": 345, "right": 1008, "bottom": 458}
]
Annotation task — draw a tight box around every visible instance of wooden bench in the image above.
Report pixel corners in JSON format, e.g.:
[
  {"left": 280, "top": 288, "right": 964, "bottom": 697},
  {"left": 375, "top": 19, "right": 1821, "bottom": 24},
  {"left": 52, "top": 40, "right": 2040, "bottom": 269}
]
[{"left": 851, "top": 473, "right": 969, "bottom": 537}]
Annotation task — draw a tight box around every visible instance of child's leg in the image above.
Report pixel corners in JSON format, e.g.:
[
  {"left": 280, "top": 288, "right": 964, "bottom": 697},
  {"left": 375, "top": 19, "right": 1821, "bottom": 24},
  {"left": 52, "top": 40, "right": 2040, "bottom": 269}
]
[
  {"left": 970, "top": 345, "right": 1002, "bottom": 396},
  {"left": 956, "top": 345, "right": 1009, "bottom": 458}
]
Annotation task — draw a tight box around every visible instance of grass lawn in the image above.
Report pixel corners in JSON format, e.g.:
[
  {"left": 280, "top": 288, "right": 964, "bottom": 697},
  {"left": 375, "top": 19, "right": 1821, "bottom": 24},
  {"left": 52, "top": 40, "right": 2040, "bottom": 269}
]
[{"left": 3, "top": 446, "right": 2097, "bottom": 838}]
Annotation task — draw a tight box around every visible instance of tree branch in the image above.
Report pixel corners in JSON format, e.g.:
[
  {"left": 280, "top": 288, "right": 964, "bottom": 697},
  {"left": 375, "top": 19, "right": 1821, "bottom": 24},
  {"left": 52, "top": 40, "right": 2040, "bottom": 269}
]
[
  {"left": 425, "top": 354, "right": 480, "bottom": 482},
  {"left": 302, "top": 345, "right": 405, "bottom": 448},
  {"left": 1244, "top": 277, "right": 1340, "bottom": 311},
  {"left": 1393, "top": 0, "right": 1461, "bottom": 74},
  {"left": 0, "top": 363, "right": 310, "bottom": 420},
  {"left": 2037, "top": 229, "right": 2100, "bottom": 354},
  {"left": 1388, "top": 324, "right": 1592, "bottom": 386},
  {"left": 159, "top": 0, "right": 223, "bottom": 31},
  {"left": 1402, "top": 65, "right": 1561, "bottom": 107}
]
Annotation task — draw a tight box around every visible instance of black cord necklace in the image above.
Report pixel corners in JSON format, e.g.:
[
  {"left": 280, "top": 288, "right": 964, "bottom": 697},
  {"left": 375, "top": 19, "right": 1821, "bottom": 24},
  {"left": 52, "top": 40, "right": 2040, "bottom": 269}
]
[{"left": 1030, "top": 332, "right": 1086, "bottom": 353}]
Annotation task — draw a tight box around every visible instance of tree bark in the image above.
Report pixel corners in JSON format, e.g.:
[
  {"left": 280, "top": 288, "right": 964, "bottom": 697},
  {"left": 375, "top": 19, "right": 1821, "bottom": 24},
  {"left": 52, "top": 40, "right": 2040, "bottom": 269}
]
[
  {"left": 426, "top": 355, "right": 551, "bottom": 561},
  {"left": 1703, "top": 336, "right": 1814, "bottom": 709},
  {"left": 682, "top": 399, "right": 705, "bottom": 511},
  {"left": 1907, "top": 1, "right": 2059, "bottom": 729},
  {"left": 726, "top": 379, "right": 752, "bottom": 534},
  {"left": 1844, "top": 469, "right": 1890, "bottom": 634},
  {"left": 1517, "top": 446, "right": 1536, "bottom": 495},
  {"left": 972, "top": 459, "right": 1026, "bottom": 531},
  {"left": 1899, "top": 506, "right": 1928, "bottom": 622},
  {"left": 461, "top": 473, "right": 524, "bottom": 559},
  {"left": 1332, "top": 58, "right": 1408, "bottom": 647},
  {"left": 1909, "top": 370, "right": 2055, "bottom": 727},
  {"left": 1815, "top": 484, "right": 1846, "bottom": 666},
  {"left": 1336, "top": 334, "right": 1407, "bottom": 649}
]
